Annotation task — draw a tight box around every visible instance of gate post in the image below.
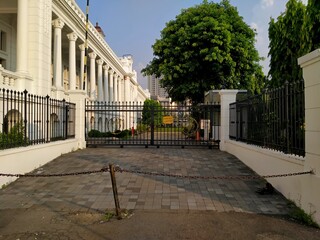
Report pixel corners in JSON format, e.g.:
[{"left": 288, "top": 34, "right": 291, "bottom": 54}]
[
  {"left": 298, "top": 49, "right": 320, "bottom": 224},
  {"left": 109, "top": 164, "right": 121, "bottom": 217},
  {"left": 68, "top": 90, "right": 87, "bottom": 149},
  {"left": 219, "top": 90, "right": 239, "bottom": 151}
]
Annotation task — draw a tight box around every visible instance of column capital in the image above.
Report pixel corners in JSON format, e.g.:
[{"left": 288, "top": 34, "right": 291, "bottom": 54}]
[
  {"left": 79, "top": 43, "right": 86, "bottom": 51},
  {"left": 52, "top": 18, "right": 65, "bottom": 29},
  {"left": 67, "top": 32, "right": 78, "bottom": 41},
  {"left": 109, "top": 69, "right": 114, "bottom": 74},
  {"left": 103, "top": 64, "right": 109, "bottom": 70},
  {"left": 88, "top": 52, "right": 97, "bottom": 59},
  {"left": 96, "top": 59, "right": 104, "bottom": 66}
]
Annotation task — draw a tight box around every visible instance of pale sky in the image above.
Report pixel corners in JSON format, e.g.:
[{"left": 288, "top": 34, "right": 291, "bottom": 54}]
[{"left": 76, "top": 0, "right": 308, "bottom": 89}]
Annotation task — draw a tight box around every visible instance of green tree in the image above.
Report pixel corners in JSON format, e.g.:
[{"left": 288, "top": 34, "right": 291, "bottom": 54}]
[
  {"left": 268, "top": 0, "right": 308, "bottom": 87},
  {"left": 141, "top": 99, "right": 163, "bottom": 127},
  {"left": 142, "top": 0, "right": 264, "bottom": 104},
  {"left": 305, "top": 0, "right": 320, "bottom": 50}
]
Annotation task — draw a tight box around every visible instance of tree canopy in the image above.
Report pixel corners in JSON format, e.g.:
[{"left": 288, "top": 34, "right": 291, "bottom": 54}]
[
  {"left": 142, "top": 0, "right": 264, "bottom": 104},
  {"left": 141, "top": 99, "right": 163, "bottom": 127},
  {"left": 306, "top": 0, "right": 320, "bottom": 50},
  {"left": 268, "top": 0, "right": 320, "bottom": 87},
  {"left": 268, "top": 0, "right": 307, "bottom": 87}
]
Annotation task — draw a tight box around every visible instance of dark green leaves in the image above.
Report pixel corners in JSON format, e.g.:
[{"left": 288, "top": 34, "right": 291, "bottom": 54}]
[
  {"left": 142, "top": 0, "right": 264, "bottom": 103},
  {"left": 268, "top": 0, "right": 320, "bottom": 87}
]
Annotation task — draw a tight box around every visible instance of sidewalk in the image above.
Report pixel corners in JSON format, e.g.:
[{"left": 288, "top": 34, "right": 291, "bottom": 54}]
[{"left": 0, "top": 147, "right": 290, "bottom": 215}]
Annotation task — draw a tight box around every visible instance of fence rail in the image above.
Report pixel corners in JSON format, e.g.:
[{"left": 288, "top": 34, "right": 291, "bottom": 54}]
[
  {"left": 0, "top": 88, "right": 75, "bottom": 150},
  {"left": 230, "top": 80, "right": 305, "bottom": 157}
]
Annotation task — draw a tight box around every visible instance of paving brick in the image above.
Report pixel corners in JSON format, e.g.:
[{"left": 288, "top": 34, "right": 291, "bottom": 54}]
[{"left": 0, "top": 148, "right": 291, "bottom": 215}]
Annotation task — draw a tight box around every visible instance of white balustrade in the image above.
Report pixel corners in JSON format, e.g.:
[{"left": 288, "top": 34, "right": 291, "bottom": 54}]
[{"left": 0, "top": 66, "right": 19, "bottom": 88}]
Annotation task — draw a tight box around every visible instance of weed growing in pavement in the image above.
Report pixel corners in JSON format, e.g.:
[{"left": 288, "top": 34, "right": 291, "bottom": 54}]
[
  {"left": 287, "top": 200, "right": 319, "bottom": 228},
  {"left": 1, "top": 183, "right": 9, "bottom": 189},
  {"left": 102, "top": 209, "right": 134, "bottom": 222},
  {"left": 103, "top": 211, "right": 115, "bottom": 221}
]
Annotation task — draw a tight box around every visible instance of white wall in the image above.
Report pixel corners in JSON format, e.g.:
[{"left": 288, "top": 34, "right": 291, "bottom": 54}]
[
  {"left": 0, "top": 139, "right": 80, "bottom": 187},
  {"left": 225, "top": 140, "right": 306, "bottom": 205},
  {"left": 221, "top": 49, "right": 320, "bottom": 224}
]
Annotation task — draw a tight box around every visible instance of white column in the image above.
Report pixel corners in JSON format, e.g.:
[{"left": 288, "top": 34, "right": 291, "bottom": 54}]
[
  {"left": 52, "top": 19, "right": 65, "bottom": 90},
  {"left": 133, "top": 85, "right": 138, "bottom": 102},
  {"left": 97, "top": 59, "right": 104, "bottom": 101},
  {"left": 88, "top": 52, "right": 97, "bottom": 99},
  {"left": 79, "top": 44, "right": 85, "bottom": 90},
  {"left": 103, "top": 65, "right": 109, "bottom": 101},
  {"left": 114, "top": 73, "right": 118, "bottom": 102},
  {"left": 67, "top": 33, "right": 78, "bottom": 91},
  {"left": 109, "top": 70, "right": 114, "bottom": 102},
  {"left": 219, "top": 90, "right": 239, "bottom": 151},
  {"left": 124, "top": 75, "right": 130, "bottom": 128},
  {"left": 16, "top": 0, "right": 28, "bottom": 74},
  {"left": 124, "top": 76, "right": 130, "bottom": 102},
  {"left": 118, "top": 75, "right": 122, "bottom": 102}
]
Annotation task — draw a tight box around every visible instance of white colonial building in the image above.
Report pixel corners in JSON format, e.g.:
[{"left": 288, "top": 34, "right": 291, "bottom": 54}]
[
  {"left": 0, "top": 0, "right": 149, "bottom": 102},
  {"left": 0, "top": 0, "right": 150, "bottom": 186}
]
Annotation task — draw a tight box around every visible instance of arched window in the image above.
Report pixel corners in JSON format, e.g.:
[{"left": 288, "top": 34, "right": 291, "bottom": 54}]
[
  {"left": 50, "top": 113, "right": 60, "bottom": 140},
  {"left": 3, "top": 109, "right": 22, "bottom": 134}
]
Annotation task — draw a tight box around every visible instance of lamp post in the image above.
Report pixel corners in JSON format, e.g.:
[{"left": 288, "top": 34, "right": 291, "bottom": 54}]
[{"left": 83, "top": 0, "right": 90, "bottom": 90}]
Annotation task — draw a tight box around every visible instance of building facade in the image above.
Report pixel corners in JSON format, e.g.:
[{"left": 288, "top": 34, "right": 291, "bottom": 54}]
[
  {"left": 147, "top": 74, "right": 168, "bottom": 99},
  {"left": 0, "top": 0, "right": 150, "bottom": 186},
  {"left": 0, "top": 0, "right": 149, "bottom": 102}
]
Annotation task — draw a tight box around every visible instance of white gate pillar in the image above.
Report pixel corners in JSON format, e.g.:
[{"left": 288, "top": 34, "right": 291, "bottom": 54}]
[
  {"left": 298, "top": 49, "right": 320, "bottom": 224},
  {"left": 219, "top": 90, "right": 239, "bottom": 151}
]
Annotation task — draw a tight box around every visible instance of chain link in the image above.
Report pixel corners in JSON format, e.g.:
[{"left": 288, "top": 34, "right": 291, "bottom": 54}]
[
  {"left": 0, "top": 167, "right": 110, "bottom": 178},
  {"left": 0, "top": 166, "right": 313, "bottom": 180},
  {"left": 115, "top": 167, "right": 313, "bottom": 180}
]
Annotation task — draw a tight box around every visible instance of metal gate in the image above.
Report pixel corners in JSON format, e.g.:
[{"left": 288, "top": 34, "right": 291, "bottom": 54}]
[{"left": 85, "top": 101, "right": 220, "bottom": 148}]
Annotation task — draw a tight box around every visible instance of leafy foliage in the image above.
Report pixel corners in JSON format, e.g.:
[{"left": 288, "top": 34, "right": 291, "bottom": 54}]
[
  {"left": 0, "top": 122, "right": 26, "bottom": 149},
  {"left": 268, "top": 0, "right": 320, "bottom": 87},
  {"left": 287, "top": 200, "right": 320, "bottom": 228},
  {"left": 306, "top": 0, "right": 320, "bottom": 50},
  {"left": 141, "top": 99, "right": 163, "bottom": 127},
  {"left": 268, "top": 0, "right": 307, "bottom": 87},
  {"left": 142, "top": 0, "right": 264, "bottom": 104}
]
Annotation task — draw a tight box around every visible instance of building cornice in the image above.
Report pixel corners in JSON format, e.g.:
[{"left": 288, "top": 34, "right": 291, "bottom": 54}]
[{"left": 52, "top": 0, "right": 128, "bottom": 76}]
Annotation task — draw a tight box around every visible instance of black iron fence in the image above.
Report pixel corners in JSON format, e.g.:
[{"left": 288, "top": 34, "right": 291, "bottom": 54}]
[
  {"left": 230, "top": 80, "right": 305, "bottom": 157},
  {"left": 85, "top": 101, "right": 220, "bottom": 148},
  {"left": 0, "top": 89, "right": 75, "bottom": 150}
]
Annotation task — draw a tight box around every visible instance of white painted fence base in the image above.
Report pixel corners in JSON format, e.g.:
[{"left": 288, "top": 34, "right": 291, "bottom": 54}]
[
  {"left": 0, "top": 139, "right": 82, "bottom": 187},
  {"left": 220, "top": 49, "right": 320, "bottom": 225}
]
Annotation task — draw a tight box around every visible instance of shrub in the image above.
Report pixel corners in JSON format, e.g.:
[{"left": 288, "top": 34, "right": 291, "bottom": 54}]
[
  {"left": 0, "top": 122, "right": 26, "bottom": 149},
  {"left": 88, "top": 129, "right": 102, "bottom": 137},
  {"left": 136, "top": 124, "right": 149, "bottom": 133}
]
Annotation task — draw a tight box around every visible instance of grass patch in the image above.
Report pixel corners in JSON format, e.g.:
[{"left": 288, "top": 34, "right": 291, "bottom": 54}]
[
  {"left": 102, "top": 209, "right": 134, "bottom": 221},
  {"left": 103, "top": 211, "right": 115, "bottom": 222},
  {"left": 287, "top": 201, "right": 319, "bottom": 228}
]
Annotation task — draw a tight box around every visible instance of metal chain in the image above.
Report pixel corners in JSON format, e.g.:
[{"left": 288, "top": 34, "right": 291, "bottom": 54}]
[
  {"left": 115, "top": 166, "right": 313, "bottom": 180},
  {"left": 0, "top": 166, "right": 313, "bottom": 180},
  {"left": 0, "top": 167, "right": 109, "bottom": 178}
]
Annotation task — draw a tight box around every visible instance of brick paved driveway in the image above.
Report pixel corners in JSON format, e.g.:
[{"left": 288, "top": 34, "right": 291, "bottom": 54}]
[{"left": 0, "top": 148, "right": 290, "bottom": 215}]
